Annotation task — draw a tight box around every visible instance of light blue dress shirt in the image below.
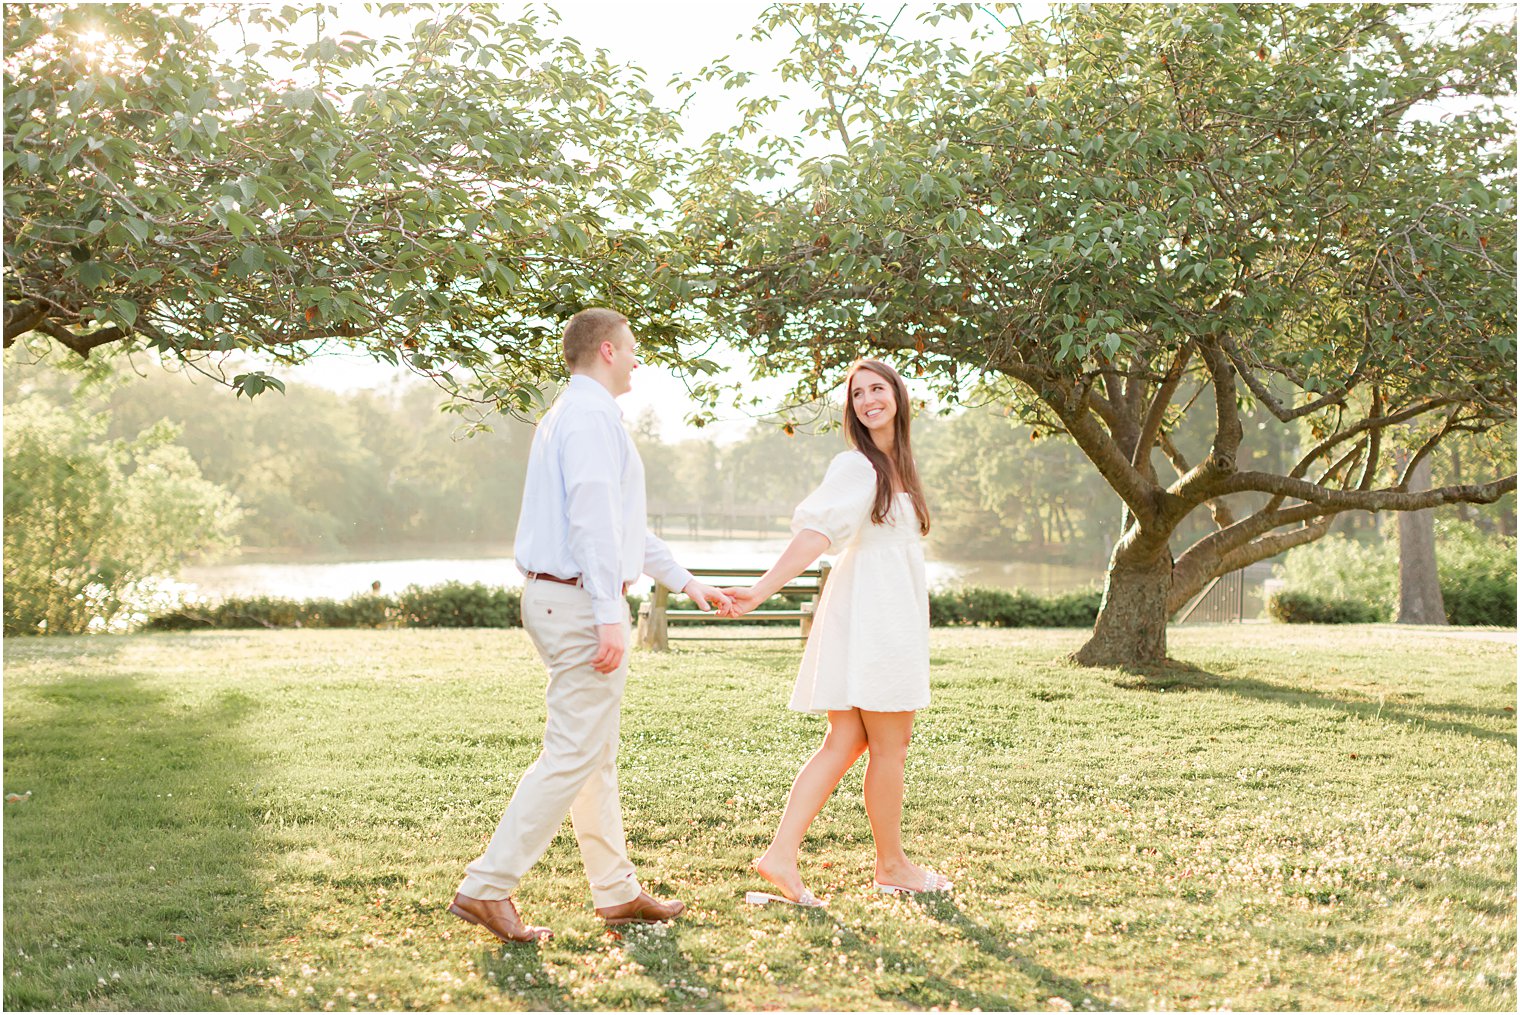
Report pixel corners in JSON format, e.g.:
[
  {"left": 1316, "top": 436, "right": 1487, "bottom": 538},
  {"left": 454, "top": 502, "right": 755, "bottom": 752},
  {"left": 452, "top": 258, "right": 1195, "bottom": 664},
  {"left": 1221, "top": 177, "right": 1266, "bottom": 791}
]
[{"left": 514, "top": 375, "right": 693, "bottom": 625}]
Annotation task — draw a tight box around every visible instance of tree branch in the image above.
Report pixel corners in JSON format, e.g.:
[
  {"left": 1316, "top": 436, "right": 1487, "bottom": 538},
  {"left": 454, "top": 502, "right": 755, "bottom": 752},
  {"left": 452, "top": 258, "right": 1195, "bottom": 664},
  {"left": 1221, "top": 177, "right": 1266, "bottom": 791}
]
[
  {"left": 1317, "top": 438, "right": 1368, "bottom": 490},
  {"left": 1039, "top": 374, "right": 1163, "bottom": 526},
  {"left": 1214, "top": 515, "right": 1338, "bottom": 577},
  {"left": 3, "top": 301, "right": 49, "bottom": 344},
  {"left": 1288, "top": 397, "right": 1457, "bottom": 484},
  {"left": 1166, "top": 339, "right": 1242, "bottom": 506},
  {"left": 1169, "top": 503, "right": 1342, "bottom": 612},
  {"left": 1090, "top": 365, "right": 1141, "bottom": 454},
  {"left": 1358, "top": 387, "right": 1384, "bottom": 491},
  {"left": 1219, "top": 470, "right": 1516, "bottom": 510},
  {"left": 1203, "top": 495, "right": 1239, "bottom": 533},
  {"left": 1219, "top": 331, "right": 1367, "bottom": 422},
  {"left": 36, "top": 320, "right": 129, "bottom": 358},
  {"left": 1395, "top": 407, "right": 1467, "bottom": 490},
  {"left": 1157, "top": 431, "right": 1190, "bottom": 477},
  {"left": 1203, "top": 338, "right": 1243, "bottom": 468},
  {"left": 1131, "top": 340, "right": 1193, "bottom": 468}
]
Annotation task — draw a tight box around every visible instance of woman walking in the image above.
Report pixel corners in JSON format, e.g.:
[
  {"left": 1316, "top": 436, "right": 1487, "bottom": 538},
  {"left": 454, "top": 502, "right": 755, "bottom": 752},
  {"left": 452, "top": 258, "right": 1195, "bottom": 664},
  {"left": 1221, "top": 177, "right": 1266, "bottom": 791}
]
[{"left": 723, "top": 358, "right": 950, "bottom": 906}]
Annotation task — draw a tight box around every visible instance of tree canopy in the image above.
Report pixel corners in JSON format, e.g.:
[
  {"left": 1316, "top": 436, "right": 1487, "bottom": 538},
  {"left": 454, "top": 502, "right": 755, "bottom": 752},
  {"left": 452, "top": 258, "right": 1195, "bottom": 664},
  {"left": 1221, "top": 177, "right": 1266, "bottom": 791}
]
[
  {"left": 3, "top": 3, "right": 702, "bottom": 417},
  {"left": 677, "top": 2, "right": 1517, "bottom": 663}
]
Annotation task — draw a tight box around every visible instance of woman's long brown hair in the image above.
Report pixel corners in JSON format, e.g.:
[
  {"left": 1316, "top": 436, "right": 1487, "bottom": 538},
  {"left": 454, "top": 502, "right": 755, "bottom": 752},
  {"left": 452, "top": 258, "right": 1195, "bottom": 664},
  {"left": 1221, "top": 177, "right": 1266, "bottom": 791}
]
[{"left": 842, "top": 359, "right": 931, "bottom": 535}]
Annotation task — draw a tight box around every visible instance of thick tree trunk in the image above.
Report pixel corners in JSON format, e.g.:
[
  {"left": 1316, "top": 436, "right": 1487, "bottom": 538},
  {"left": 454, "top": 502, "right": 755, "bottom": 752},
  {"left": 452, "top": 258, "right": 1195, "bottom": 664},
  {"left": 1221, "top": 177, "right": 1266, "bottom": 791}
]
[
  {"left": 1074, "top": 535, "right": 1173, "bottom": 666},
  {"left": 1395, "top": 454, "right": 1447, "bottom": 625}
]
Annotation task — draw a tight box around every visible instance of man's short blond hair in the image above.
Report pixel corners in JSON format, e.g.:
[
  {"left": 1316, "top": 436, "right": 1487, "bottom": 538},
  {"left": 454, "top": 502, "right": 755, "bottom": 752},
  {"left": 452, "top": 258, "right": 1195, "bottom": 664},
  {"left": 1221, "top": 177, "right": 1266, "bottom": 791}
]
[{"left": 562, "top": 308, "right": 629, "bottom": 368}]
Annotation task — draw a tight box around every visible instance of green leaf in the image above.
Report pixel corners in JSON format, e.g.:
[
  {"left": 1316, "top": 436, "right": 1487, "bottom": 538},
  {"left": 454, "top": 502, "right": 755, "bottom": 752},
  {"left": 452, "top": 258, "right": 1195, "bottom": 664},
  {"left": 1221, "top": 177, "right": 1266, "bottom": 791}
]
[
  {"left": 68, "top": 79, "right": 96, "bottom": 111},
  {"left": 77, "top": 262, "right": 107, "bottom": 288},
  {"left": 232, "top": 371, "right": 285, "bottom": 399},
  {"left": 225, "top": 211, "right": 259, "bottom": 238}
]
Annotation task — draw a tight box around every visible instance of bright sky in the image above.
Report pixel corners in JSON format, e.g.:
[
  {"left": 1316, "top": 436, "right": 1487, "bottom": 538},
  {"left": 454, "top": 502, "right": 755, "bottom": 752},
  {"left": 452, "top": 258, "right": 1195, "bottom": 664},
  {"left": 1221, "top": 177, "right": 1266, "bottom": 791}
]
[{"left": 265, "top": 2, "right": 1050, "bottom": 441}]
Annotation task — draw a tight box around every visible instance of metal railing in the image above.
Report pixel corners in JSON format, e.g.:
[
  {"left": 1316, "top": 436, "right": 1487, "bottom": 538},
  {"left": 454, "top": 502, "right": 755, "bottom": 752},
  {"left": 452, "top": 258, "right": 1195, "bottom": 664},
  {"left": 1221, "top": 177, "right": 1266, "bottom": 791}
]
[{"left": 1175, "top": 568, "right": 1246, "bottom": 624}]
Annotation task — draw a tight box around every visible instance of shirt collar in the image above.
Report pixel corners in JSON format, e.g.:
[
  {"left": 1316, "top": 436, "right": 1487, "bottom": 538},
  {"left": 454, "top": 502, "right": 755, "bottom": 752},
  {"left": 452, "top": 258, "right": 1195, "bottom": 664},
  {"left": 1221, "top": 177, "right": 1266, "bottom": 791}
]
[{"left": 566, "top": 373, "right": 622, "bottom": 417}]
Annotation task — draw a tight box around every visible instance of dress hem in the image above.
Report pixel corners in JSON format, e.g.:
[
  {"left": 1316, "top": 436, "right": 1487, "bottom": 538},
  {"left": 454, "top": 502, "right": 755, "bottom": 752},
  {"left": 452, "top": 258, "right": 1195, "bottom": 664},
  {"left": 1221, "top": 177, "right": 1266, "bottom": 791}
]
[{"left": 789, "top": 700, "right": 930, "bottom": 716}]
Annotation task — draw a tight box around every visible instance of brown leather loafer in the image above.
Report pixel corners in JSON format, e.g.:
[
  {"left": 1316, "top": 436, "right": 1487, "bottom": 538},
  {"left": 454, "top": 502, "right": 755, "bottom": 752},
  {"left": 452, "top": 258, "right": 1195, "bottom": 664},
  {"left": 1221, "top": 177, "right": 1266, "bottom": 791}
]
[
  {"left": 595, "top": 889, "right": 686, "bottom": 926},
  {"left": 447, "top": 892, "right": 552, "bottom": 943}
]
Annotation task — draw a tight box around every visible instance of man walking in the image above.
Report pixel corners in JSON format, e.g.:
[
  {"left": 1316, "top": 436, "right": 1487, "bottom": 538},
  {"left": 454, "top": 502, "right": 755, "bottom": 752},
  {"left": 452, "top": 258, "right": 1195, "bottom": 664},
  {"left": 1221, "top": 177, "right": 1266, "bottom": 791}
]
[{"left": 449, "top": 308, "right": 731, "bottom": 943}]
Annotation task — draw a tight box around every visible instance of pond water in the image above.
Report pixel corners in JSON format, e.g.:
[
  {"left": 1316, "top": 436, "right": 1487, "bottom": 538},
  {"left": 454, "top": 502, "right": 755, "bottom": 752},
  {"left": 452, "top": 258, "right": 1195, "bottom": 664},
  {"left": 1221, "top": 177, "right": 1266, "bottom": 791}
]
[{"left": 181, "top": 538, "right": 1107, "bottom": 601}]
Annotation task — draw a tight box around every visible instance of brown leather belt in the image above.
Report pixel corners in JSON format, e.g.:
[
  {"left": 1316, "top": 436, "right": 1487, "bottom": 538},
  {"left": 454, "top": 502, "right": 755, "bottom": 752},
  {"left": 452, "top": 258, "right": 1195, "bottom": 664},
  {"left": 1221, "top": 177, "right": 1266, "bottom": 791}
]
[{"left": 525, "top": 572, "right": 630, "bottom": 595}]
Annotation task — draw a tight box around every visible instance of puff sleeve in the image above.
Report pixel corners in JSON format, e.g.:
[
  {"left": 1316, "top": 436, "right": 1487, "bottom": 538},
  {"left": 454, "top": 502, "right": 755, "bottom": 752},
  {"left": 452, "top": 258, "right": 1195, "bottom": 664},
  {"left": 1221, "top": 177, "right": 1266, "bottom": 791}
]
[{"left": 791, "top": 451, "right": 878, "bottom": 553}]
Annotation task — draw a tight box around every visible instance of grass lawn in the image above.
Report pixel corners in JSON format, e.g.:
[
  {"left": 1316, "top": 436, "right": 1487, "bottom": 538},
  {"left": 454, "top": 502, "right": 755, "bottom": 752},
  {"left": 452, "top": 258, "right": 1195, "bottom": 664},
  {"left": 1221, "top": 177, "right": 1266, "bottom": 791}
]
[{"left": 3, "top": 625, "right": 1515, "bottom": 1011}]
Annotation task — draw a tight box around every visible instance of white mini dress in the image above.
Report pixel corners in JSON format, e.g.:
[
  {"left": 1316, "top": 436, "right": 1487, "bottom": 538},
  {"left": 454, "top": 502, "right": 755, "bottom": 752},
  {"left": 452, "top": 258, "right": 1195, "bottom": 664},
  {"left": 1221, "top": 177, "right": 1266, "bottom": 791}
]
[{"left": 788, "top": 450, "right": 931, "bottom": 715}]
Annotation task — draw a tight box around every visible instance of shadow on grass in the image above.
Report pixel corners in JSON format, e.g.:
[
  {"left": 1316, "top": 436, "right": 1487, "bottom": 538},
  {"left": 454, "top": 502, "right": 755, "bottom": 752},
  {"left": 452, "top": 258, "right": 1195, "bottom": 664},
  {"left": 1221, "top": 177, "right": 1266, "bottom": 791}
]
[
  {"left": 2, "top": 632, "right": 131, "bottom": 667},
  {"left": 3, "top": 673, "right": 267, "bottom": 1010},
  {"left": 476, "top": 942, "right": 574, "bottom": 1010},
  {"left": 909, "top": 893, "right": 1106, "bottom": 1010},
  {"left": 471, "top": 922, "right": 726, "bottom": 1011},
  {"left": 776, "top": 895, "right": 1098, "bottom": 1012},
  {"left": 699, "top": 894, "right": 1093, "bottom": 1011},
  {"left": 620, "top": 922, "right": 727, "bottom": 1010},
  {"left": 1103, "top": 658, "right": 1223, "bottom": 692},
  {"left": 1218, "top": 675, "right": 1516, "bottom": 745},
  {"left": 1106, "top": 658, "right": 1514, "bottom": 745}
]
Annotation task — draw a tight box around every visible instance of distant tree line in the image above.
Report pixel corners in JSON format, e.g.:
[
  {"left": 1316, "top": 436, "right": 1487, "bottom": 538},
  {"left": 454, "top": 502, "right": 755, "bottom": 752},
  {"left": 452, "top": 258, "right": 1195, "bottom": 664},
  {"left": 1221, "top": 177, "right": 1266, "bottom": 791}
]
[
  {"left": 4, "top": 361, "right": 535, "bottom": 552},
  {"left": 6, "top": 358, "right": 1512, "bottom": 575},
  {"left": 636, "top": 395, "right": 1513, "bottom": 566}
]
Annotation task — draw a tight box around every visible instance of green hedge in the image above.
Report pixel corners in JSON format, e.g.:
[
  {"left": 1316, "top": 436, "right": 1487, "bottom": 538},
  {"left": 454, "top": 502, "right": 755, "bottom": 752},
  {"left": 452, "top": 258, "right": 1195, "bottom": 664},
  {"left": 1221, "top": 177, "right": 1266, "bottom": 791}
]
[
  {"left": 1272, "top": 523, "right": 1516, "bottom": 626},
  {"left": 148, "top": 583, "right": 646, "bottom": 632},
  {"left": 929, "top": 587, "right": 1102, "bottom": 627},
  {"left": 147, "top": 592, "right": 397, "bottom": 630},
  {"left": 148, "top": 583, "right": 1102, "bottom": 631},
  {"left": 1442, "top": 574, "right": 1516, "bottom": 627},
  {"left": 1434, "top": 523, "right": 1517, "bottom": 626},
  {"left": 395, "top": 581, "right": 520, "bottom": 628},
  {"left": 1266, "top": 591, "right": 1383, "bottom": 625},
  {"left": 670, "top": 585, "right": 1100, "bottom": 628}
]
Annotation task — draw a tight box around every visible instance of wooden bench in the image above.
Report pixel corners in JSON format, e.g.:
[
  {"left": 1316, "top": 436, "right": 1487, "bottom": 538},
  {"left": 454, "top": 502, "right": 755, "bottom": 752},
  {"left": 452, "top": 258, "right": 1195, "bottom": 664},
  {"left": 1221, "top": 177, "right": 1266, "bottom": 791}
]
[{"left": 636, "top": 564, "right": 831, "bottom": 650}]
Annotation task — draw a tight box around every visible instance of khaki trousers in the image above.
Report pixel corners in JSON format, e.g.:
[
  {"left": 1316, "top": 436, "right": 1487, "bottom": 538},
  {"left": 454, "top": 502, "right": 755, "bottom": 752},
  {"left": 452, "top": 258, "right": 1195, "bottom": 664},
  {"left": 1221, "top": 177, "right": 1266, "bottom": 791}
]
[{"left": 457, "top": 580, "right": 641, "bottom": 908}]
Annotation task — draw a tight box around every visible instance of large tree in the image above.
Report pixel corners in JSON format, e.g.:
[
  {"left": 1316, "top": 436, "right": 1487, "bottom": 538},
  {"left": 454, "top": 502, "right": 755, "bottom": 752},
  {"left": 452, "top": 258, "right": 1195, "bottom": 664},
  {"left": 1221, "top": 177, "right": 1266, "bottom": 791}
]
[
  {"left": 678, "top": 3, "right": 1517, "bottom": 665},
  {"left": 3, "top": 3, "right": 702, "bottom": 417}
]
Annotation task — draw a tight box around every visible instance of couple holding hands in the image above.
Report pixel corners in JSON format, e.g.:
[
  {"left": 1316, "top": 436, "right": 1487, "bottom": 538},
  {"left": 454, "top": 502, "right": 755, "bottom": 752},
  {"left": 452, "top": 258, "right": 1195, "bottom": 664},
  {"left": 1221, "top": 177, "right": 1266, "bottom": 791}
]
[{"left": 448, "top": 308, "right": 948, "bottom": 944}]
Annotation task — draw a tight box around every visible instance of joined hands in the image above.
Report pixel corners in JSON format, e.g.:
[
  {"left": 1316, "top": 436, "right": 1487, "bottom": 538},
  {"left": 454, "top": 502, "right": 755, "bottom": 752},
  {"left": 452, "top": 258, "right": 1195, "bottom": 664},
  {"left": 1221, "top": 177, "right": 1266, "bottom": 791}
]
[
  {"left": 716, "top": 586, "right": 766, "bottom": 618},
  {"left": 678, "top": 581, "right": 776, "bottom": 618},
  {"left": 684, "top": 580, "right": 735, "bottom": 615}
]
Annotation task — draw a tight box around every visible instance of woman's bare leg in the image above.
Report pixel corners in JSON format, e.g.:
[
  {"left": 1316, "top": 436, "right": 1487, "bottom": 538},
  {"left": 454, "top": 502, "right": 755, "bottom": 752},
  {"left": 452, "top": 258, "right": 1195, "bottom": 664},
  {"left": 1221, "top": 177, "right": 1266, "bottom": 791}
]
[
  {"left": 859, "top": 709, "right": 940, "bottom": 888},
  {"left": 755, "top": 709, "right": 867, "bottom": 900}
]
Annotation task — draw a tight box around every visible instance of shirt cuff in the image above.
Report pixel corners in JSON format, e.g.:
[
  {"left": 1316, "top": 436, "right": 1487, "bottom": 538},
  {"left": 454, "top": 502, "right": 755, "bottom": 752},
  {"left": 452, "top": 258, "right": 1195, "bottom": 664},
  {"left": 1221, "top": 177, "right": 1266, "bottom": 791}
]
[
  {"left": 664, "top": 567, "right": 695, "bottom": 595},
  {"left": 591, "top": 595, "right": 628, "bottom": 626}
]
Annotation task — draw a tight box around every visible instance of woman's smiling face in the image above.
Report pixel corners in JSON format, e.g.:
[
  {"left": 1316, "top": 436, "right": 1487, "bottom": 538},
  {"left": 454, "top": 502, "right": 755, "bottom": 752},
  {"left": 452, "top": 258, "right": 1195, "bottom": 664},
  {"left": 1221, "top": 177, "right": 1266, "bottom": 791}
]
[{"left": 849, "top": 366, "right": 897, "bottom": 433}]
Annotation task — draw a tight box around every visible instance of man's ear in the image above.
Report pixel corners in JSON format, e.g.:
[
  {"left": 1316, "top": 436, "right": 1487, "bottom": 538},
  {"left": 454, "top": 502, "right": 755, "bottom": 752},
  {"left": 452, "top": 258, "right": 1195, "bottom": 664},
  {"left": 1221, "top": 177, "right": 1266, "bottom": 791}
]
[{"left": 598, "top": 340, "right": 614, "bottom": 363}]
